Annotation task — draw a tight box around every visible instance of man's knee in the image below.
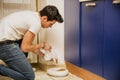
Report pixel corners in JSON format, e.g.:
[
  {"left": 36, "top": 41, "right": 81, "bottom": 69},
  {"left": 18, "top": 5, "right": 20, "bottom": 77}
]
[{"left": 26, "top": 71, "right": 35, "bottom": 80}]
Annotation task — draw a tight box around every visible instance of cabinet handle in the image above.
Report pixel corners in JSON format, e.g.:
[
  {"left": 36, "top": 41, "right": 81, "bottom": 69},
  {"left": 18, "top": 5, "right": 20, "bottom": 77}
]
[{"left": 85, "top": 2, "right": 96, "bottom": 7}]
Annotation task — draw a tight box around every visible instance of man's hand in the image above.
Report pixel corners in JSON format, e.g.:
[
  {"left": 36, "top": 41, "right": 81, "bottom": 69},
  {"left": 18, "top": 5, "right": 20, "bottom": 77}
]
[
  {"left": 44, "top": 43, "right": 52, "bottom": 51},
  {"left": 33, "top": 49, "right": 44, "bottom": 57},
  {"left": 39, "top": 42, "right": 52, "bottom": 51}
]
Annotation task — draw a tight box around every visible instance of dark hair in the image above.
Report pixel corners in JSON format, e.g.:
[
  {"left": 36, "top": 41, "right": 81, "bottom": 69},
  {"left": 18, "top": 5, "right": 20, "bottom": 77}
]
[{"left": 39, "top": 5, "right": 63, "bottom": 23}]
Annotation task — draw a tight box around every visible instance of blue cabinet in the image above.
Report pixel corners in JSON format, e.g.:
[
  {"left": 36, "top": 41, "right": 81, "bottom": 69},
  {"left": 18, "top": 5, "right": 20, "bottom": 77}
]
[
  {"left": 65, "top": 0, "right": 120, "bottom": 80},
  {"left": 81, "top": 0, "right": 104, "bottom": 76},
  {"left": 103, "top": 1, "right": 120, "bottom": 80},
  {"left": 64, "top": 0, "right": 80, "bottom": 66},
  {"left": 80, "top": 0, "right": 120, "bottom": 80}
]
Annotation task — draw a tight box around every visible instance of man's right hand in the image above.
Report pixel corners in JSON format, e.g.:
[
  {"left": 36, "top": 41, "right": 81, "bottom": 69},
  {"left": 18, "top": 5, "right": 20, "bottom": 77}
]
[
  {"left": 39, "top": 42, "right": 52, "bottom": 51},
  {"left": 33, "top": 49, "right": 44, "bottom": 57}
]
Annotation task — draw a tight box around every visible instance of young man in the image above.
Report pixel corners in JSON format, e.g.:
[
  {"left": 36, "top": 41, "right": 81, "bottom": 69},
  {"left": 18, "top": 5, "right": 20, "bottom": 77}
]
[{"left": 0, "top": 5, "right": 63, "bottom": 80}]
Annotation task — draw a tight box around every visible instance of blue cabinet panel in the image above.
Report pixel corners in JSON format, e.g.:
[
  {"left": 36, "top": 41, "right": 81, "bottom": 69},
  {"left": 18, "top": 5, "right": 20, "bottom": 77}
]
[
  {"left": 81, "top": 0, "right": 120, "bottom": 79},
  {"left": 65, "top": 0, "right": 120, "bottom": 79},
  {"left": 64, "top": 0, "right": 80, "bottom": 66},
  {"left": 103, "top": 0, "right": 120, "bottom": 80},
  {"left": 81, "top": 0, "right": 104, "bottom": 76}
]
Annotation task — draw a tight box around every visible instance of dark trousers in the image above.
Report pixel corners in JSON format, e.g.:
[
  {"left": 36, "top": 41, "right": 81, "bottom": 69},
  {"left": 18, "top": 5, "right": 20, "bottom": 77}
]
[{"left": 17, "top": 39, "right": 28, "bottom": 57}]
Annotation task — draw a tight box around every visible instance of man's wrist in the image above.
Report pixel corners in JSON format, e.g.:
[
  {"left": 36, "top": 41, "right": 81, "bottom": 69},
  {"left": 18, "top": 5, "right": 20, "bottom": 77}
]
[{"left": 42, "top": 42, "right": 45, "bottom": 49}]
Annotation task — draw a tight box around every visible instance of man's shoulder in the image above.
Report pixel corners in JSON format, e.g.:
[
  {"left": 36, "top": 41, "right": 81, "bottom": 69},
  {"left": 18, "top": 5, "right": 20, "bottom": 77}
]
[{"left": 5, "top": 10, "right": 37, "bottom": 19}]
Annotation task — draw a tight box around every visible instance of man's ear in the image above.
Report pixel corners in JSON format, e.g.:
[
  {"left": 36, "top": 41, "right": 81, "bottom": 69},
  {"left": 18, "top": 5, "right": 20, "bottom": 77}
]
[{"left": 41, "top": 16, "right": 47, "bottom": 22}]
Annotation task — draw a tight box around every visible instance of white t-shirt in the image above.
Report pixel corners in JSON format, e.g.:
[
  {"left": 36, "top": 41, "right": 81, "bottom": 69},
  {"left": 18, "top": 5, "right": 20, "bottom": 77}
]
[{"left": 0, "top": 10, "right": 41, "bottom": 41}]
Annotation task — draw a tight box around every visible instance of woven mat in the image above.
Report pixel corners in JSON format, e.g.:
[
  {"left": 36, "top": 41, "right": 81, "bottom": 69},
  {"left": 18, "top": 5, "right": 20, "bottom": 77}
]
[
  {"left": 35, "top": 70, "right": 83, "bottom": 80},
  {"left": 0, "top": 76, "right": 13, "bottom": 80},
  {"left": 0, "top": 70, "right": 83, "bottom": 80}
]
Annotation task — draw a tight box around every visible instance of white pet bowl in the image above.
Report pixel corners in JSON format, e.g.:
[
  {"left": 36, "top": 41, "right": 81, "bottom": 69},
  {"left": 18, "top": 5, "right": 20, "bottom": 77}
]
[{"left": 47, "top": 67, "right": 69, "bottom": 77}]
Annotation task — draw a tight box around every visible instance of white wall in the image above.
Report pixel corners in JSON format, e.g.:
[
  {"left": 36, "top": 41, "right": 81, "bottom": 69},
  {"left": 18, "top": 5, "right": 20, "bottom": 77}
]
[
  {"left": 0, "top": 0, "right": 36, "bottom": 18},
  {"left": 46, "top": 0, "right": 64, "bottom": 64},
  {"left": 38, "top": 0, "right": 65, "bottom": 64}
]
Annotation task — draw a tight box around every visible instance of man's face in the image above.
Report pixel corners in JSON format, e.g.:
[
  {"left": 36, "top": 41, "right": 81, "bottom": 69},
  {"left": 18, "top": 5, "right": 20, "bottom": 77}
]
[
  {"left": 41, "top": 16, "right": 56, "bottom": 28},
  {"left": 42, "top": 20, "right": 56, "bottom": 28}
]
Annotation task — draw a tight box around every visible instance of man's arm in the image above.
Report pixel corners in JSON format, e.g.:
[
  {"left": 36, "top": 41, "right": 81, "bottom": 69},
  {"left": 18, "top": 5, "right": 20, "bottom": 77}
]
[{"left": 21, "top": 30, "right": 44, "bottom": 52}]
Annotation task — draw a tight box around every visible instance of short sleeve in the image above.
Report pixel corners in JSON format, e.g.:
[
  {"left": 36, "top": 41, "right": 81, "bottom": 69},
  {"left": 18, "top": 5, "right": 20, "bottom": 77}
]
[
  {"left": 29, "top": 23, "right": 41, "bottom": 34},
  {"left": 28, "top": 15, "right": 41, "bottom": 34}
]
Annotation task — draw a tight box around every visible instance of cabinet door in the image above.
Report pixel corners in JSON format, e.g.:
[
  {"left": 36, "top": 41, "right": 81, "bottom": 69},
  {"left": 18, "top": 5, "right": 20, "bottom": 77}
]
[
  {"left": 80, "top": 0, "right": 104, "bottom": 76},
  {"left": 103, "top": 0, "right": 120, "bottom": 80},
  {"left": 65, "top": 0, "right": 80, "bottom": 66}
]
